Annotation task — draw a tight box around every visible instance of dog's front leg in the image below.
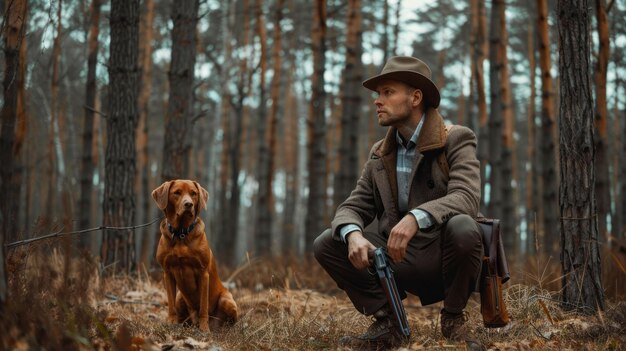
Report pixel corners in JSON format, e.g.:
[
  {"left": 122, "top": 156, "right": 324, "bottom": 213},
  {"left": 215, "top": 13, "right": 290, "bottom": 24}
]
[
  {"left": 163, "top": 271, "right": 178, "bottom": 323},
  {"left": 198, "top": 271, "right": 210, "bottom": 331}
]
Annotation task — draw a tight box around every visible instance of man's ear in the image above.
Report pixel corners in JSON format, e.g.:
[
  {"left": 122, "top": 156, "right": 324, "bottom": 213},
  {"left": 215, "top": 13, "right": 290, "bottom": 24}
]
[
  {"left": 193, "top": 181, "right": 209, "bottom": 210},
  {"left": 412, "top": 89, "right": 423, "bottom": 108},
  {"left": 152, "top": 181, "right": 173, "bottom": 210}
]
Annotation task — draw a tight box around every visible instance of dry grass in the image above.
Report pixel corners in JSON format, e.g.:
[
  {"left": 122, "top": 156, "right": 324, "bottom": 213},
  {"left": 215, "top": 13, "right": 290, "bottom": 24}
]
[{"left": 2, "top": 241, "right": 626, "bottom": 351}]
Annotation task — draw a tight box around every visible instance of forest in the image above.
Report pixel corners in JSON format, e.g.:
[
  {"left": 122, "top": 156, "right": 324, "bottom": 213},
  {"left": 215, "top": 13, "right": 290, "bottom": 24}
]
[{"left": 1, "top": 0, "right": 626, "bottom": 350}]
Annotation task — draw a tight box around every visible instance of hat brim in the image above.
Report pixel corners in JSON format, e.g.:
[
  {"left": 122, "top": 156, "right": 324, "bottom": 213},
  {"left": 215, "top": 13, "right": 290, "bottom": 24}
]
[{"left": 362, "top": 71, "right": 441, "bottom": 109}]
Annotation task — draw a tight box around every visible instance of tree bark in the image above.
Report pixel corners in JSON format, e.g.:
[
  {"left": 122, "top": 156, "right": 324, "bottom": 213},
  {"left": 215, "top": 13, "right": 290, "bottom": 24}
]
[
  {"left": 0, "top": 0, "right": 28, "bottom": 304},
  {"left": 305, "top": 0, "right": 328, "bottom": 252},
  {"left": 470, "top": 0, "right": 488, "bottom": 215},
  {"left": 334, "top": 0, "right": 363, "bottom": 207},
  {"left": 557, "top": 0, "right": 605, "bottom": 313},
  {"left": 255, "top": 0, "right": 271, "bottom": 256},
  {"left": 497, "top": 0, "right": 517, "bottom": 248},
  {"left": 79, "top": 0, "right": 102, "bottom": 249},
  {"left": 526, "top": 10, "right": 538, "bottom": 253},
  {"left": 487, "top": 0, "right": 504, "bottom": 221},
  {"left": 47, "top": 0, "right": 63, "bottom": 221},
  {"left": 593, "top": 0, "right": 610, "bottom": 240},
  {"left": 161, "top": 0, "right": 199, "bottom": 181},
  {"left": 102, "top": 0, "right": 140, "bottom": 273},
  {"left": 537, "top": 0, "right": 558, "bottom": 253},
  {"left": 138, "top": 0, "right": 155, "bottom": 270},
  {"left": 215, "top": 0, "right": 235, "bottom": 264}
]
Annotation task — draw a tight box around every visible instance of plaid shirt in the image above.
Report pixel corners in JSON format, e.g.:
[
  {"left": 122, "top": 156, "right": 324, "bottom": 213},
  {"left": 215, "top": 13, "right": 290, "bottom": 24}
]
[{"left": 340, "top": 115, "right": 435, "bottom": 242}]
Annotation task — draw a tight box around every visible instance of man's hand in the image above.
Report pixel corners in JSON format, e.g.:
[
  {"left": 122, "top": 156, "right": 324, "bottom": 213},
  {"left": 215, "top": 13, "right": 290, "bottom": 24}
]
[
  {"left": 387, "top": 214, "right": 419, "bottom": 263},
  {"left": 347, "top": 231, "right": 376, "bottom": 270}
]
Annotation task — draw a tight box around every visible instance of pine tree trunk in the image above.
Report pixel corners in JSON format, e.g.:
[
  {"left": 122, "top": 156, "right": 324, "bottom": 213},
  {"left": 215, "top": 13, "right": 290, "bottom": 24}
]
[
  {"left": 0, "top": 0, "right": 28, "bottom": 303},
  {"left": 102, "top": 0, "right": 140, "bottom": 273},
  {"left": 381, "top": 0, "right": 389, "bottom": 63},
  {"left": 497, "top": 0, "right": 517, "bottom": 248},
  {"left": 557, "top": 0, "right": 605, "bottom": 313},
  {"left": 537, "top": 0, "right": 558, "bottom": 253},
  {"left": 305, "top": 0, "right": 328, "bottom": 252},
  {"left": 138, "top": 0, "right": 155, "bottom": 270},
  {"left": 593, "top": 0, "right": 610, "bottom": 239},
  {"left": 282, "top": 61, "right": 298, "bottom": 255},
  {"left": 470, "top": 0, "right": 488, "bottom": 215},
  {"left": 161, "top": 0, "right": 199, "bottom": 181},
  {"left": 334, "top": 0, "right": 363, "bottom": 206},
  {"left": 255, "top": 0, "right": 271, "bottom": 256},
  {"left": 621, "top": 106, "right": 626, "bottom": 238},
  {"left": 487, "top": 0, "right": 504, "bottom": 221},
  {"left": 47, "top": 0, "right": 63, "bottom": 222},
  {"left": 526, "top": 12, "right": 538, "bottom": 253},
  {"left": 215, "top": 0, "right": 234, "bottom": 262},
  {"left": 79, "top": 0, "right": 102, "bottom": 249}
]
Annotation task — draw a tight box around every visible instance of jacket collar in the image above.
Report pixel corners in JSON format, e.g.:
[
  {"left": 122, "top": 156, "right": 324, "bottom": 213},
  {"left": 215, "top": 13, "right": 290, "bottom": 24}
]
[{"left": 372, "top": 107, "right": 448, "bottom": 157}]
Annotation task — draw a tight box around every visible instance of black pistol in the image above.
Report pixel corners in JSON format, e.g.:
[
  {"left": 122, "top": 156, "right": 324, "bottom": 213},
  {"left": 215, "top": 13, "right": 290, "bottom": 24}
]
[{"left": 371, "top": 247, "right": 411, "bottom": 338}]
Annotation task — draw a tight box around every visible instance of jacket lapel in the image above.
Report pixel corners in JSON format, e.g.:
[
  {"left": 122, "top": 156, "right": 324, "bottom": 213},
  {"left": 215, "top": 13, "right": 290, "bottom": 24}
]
[
  {"left": 409, "top": 108, "right": 448, "bottom": 200},
  {"left": 372, "top": 128, "right": 400, "bottom": 217}
]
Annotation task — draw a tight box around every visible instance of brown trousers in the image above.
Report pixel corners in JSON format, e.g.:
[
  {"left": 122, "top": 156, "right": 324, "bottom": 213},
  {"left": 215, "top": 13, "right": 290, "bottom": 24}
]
[{"left": 313, "top": 214, "right": 483, "bottom": 315}]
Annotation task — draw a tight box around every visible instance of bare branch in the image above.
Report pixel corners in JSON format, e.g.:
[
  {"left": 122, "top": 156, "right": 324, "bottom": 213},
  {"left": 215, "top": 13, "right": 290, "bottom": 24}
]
[{"left": 5, "top": 216, "right": 163, "bottom": 249}]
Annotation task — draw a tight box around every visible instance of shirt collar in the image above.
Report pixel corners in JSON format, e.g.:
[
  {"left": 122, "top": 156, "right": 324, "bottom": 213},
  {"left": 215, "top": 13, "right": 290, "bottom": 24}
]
[{"left": 396, "top": 113, "right": 426, "bottom": 148}]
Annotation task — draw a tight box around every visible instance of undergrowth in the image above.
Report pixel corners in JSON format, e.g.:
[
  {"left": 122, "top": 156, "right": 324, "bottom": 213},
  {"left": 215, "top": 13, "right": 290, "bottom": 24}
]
[{"left": 1, "top": 240, "right": 625, "bottom": 350}]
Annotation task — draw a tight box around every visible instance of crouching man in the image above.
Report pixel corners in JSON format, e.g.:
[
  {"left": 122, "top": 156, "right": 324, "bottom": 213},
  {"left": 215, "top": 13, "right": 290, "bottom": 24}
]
[{"left": 314, "top": 56, "right": 484, "bottom": 350}]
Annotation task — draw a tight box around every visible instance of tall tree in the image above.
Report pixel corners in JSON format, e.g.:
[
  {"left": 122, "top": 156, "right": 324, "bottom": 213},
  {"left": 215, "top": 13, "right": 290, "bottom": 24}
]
[
  {"left": 470, "top": 0, "right": 488, "bottom": 215},
  {"left": 334, "top": 0, "right": 363, "bottom": 207},
  {"left": 256, "top": 0, "right": 284, "bottom": 256},
  {"left": 47, "top": 0, "right": 63, "bottom": 220},
  {"left": 537, "top": 0, "right": 558, "bottom": 252},
  {"left": 1, "top": 0, "right": 28, "bottom": 304},
  {"left": 487, "top": 0, "right": 505, "bottom": 221},
  {"left": 496, "top": 0, "right": 517, "bottom": 246},
  {"left": 138, "top": 0, "right": 155, "bottom": 270},
  {"left": 557, "top": 0, "right": 605, "bottom": 313},
  {"left": 161, "top": 0, "right": 199, "bottom": 181},
  {"left": 526, "top": 8, "right": 538, "bottom": 252},
  {"left": 305, "top": 0, "right": 328, "bottom": 252},
  {"left": 593, "top": 0, "right": 610, "bottom": 239},
  {"left": 255, "top": 0, "right": 271, "bottom": 255},
  {"left": 79, "top": 0, "right": 102, "bottom": 249},
  {"left": 102, "top": 0, "right": 140, "bottom": 273}
]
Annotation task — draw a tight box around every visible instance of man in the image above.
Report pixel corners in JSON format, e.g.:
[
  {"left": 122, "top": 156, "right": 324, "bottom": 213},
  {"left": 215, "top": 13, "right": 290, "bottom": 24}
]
[{"left": 314, "top": 56, "right": 484, "bottom": 350}]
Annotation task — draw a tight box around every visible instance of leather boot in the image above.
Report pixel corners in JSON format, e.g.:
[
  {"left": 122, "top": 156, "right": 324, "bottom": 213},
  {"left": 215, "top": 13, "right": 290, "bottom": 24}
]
[
  {"left": 339, "top": 307, "right": 408, "bottom": 349},
  {"left": 440, "top": 309, "right": 485, "bottom": 351}
]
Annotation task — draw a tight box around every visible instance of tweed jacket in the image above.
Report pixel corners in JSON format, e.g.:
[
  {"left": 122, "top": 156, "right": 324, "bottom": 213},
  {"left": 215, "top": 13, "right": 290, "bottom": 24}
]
[{"left": 330, "top": 108, "right": 481, "bottom": 243}]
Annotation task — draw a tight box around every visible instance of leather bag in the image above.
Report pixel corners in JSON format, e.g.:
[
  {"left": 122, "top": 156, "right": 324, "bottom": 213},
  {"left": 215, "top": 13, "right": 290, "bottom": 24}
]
[{"left": 476, "top": 218, "right": 510, "bottom": 328}]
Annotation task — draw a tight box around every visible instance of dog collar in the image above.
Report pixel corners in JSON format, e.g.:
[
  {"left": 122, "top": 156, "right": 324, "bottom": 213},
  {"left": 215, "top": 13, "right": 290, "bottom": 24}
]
[{"left": 167, "top": 218, "right": 197, "bottom": 240}]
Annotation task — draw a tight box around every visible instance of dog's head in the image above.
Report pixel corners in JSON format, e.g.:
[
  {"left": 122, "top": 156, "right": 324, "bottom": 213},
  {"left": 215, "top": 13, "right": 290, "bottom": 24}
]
[{"left": 152, "top": 179, "right": 209, "bottom": 218}]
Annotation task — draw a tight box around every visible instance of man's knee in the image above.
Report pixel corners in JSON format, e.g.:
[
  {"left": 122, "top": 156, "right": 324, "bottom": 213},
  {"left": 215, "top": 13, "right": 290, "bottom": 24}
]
[
  {"left": 444, "top": 214, "right": 482, "bottom": 255},
  {"left": 313, "top": 228, "right": 334, "bottom": 263}
]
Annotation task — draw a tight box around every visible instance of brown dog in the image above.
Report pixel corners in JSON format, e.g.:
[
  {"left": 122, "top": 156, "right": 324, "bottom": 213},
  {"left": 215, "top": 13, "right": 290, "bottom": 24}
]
[{"left": 152, "top": 179, "right": 238, "bottom": 331}]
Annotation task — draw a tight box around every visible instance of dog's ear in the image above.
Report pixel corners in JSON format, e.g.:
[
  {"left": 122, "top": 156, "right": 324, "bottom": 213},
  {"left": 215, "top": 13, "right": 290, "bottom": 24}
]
[
  {"left": 193, "top": 181, "right": 209, "bottom": 210},
  {"left": 152, "top": 181, "right": 172, "bottom": 210}
]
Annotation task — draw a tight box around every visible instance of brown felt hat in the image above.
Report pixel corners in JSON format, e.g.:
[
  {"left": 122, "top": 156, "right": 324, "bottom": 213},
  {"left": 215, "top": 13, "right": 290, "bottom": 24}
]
[{"left": 363, "top": 56, "right": 441, "bottom": 108}]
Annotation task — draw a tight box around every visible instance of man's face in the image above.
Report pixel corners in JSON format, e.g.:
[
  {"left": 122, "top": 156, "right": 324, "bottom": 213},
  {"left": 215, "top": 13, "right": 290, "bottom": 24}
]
[{"left": 373, "top": 80, "right": 417, "bottom": 127}]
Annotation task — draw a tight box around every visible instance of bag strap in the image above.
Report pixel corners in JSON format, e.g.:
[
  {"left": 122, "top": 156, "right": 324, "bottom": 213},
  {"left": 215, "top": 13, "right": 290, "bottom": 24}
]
[{"left": 488, "top": 219, "right": 501, "bottom": 276}]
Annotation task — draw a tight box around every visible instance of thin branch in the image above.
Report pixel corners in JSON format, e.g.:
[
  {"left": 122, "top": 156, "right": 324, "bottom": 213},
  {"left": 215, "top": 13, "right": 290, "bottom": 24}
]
[
  {"left": 5, "top": 216, "right": 163, "bottom": 249},
  {"left": 607, "top": 0, "right": 615, "bottom": 13},
  {"left": 83, "top": 104, "right": 108, "bottom": 117}
]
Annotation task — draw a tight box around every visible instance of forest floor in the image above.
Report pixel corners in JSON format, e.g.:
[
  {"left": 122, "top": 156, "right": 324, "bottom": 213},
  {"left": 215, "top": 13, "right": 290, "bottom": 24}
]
[{"left": 3, "top": 247, "right": 626, "bottom": 351}]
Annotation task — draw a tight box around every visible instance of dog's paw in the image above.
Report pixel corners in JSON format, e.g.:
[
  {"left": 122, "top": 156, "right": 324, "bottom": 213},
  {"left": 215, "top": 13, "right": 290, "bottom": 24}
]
[
  {"left": 198, "top": 318, "right": 209, "bottom": 332},
  {"left": 167, "top": 314, "right": 178, "bottom": 324}
]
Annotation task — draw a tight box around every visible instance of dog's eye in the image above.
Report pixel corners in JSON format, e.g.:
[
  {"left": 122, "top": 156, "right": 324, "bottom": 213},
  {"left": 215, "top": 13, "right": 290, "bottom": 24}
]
[
  {"left": 191, "top": 191, "right": 197, "bottom": 197},
  {"left": 173, "top": 191, "right": 182, "bottom": 196}
]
